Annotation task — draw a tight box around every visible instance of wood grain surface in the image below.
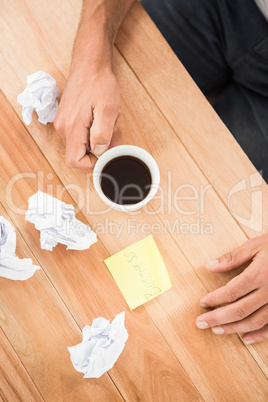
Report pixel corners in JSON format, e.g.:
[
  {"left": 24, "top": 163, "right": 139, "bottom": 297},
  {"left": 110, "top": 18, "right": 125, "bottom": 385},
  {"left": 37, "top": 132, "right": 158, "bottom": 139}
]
[{"left": 0, "top": 1, "right": 267, "bottom": 401}]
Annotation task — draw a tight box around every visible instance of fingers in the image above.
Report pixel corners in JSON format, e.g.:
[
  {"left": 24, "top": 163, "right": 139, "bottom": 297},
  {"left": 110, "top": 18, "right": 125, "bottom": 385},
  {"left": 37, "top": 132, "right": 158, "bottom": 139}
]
[
  {"left": 196, "top": 287, "right": 267, "bottom": 329},
  {"left": 90, "top": 105, "right": 119, "bottom": 156},
  {"left": 205, "top": 238, "right": 258, "bottom": 273},
  {"left": 55, "top": 107, "right": 119, "bottom": 168},
  {"left": 212, "top": 304, "right": 268, "bottom": 336},
  {"left": 197, "top": 235, "right": 268, "bottom": 344},
  {"left": 54, "top": 69, "right": 121, "bottom": 168},
  {"left": 210, "top": 304, "right": 268, "bottom": 339},
  {"left": 200, "top": 261, "right": 259, "bottom": 308},
  {"left": 243, "top": 323, "right": 268, "bottom": 344},
  {"left": 65, "top": 125, "right": 97, "bottom": 169}
]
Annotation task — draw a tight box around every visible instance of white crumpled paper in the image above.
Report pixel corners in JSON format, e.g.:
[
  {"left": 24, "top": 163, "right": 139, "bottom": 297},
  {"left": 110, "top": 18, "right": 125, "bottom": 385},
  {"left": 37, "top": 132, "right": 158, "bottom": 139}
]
[
  {"left": 17, "top": 71, "right": 59, "bottom": 125},
  {"left": 0, "top": 217, "right": 40, "bottom": 280},
  {"left": 68, "top": 312, "right": 128, "bottom": 378},
  {"left": 25, "top": 191, "right": 97, "bottom": 251}
]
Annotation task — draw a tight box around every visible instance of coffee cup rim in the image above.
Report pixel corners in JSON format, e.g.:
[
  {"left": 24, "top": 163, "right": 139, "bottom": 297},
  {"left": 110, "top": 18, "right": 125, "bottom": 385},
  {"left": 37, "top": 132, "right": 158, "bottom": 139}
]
[{"left": 93, "top": 145, "right": 160, "bottom": 212}]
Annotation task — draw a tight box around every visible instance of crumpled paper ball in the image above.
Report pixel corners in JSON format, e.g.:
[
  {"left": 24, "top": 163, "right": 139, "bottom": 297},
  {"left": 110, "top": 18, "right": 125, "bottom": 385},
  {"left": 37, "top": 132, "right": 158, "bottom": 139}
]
[
  {"left": 17, "top": 70, "right": 59, "bottom": 125},
  {"left": 0, "top": 216, "right": 40, "bottom": 280},
  {"left": 25, "top": 191, "right": 97, "bottom": 251},
  {"left": 68, "top": 312, "right": 128, "bottom": 378}
]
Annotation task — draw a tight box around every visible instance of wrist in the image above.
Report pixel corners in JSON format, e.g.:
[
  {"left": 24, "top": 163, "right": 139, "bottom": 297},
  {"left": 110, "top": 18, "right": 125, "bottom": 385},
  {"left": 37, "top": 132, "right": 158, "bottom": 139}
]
[
  {"left": 69, "top": 57, "right": 113, "bottom": 85},
  {"left": 70, "top": 30, "right": 113, "bottom": 74}
]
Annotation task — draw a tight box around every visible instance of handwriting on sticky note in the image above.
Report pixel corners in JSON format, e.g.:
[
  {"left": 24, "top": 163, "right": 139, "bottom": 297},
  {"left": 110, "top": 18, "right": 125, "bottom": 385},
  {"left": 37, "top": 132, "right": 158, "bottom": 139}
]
[
  {"left": 123, "top": 251, "right": 162, "bottom": 300},
  {"left": 105, "top": 235, "right": 171, "bottom": 310}
]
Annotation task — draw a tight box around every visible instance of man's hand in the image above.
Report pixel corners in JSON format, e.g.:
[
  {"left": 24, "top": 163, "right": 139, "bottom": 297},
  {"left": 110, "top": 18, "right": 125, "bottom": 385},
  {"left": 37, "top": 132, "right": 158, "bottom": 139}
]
[
  {"left": 54, "top": 0, "right": 135, "bottom": 169},
  {"left": 196, "top": 233, "right": 268, "bottom": 344},
  {"left": 54, "top": 66, "right": 120, "bottom": 169}
]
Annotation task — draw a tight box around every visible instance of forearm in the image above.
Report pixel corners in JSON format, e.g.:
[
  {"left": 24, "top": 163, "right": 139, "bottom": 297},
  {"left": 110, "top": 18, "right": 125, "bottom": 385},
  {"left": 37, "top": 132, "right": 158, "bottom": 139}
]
[
  {"left": 55, "top": 0, "right": 129, "bottom": 167},
  {"left": 71, "top": 0, "right": 135, "bottom": 72}
]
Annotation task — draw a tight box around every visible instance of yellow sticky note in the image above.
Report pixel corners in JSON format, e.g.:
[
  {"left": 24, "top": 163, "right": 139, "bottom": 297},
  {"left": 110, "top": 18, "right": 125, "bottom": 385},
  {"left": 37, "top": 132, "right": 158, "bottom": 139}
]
[{"left": 104, "top": 235, "right": 171, "bottom": 310}]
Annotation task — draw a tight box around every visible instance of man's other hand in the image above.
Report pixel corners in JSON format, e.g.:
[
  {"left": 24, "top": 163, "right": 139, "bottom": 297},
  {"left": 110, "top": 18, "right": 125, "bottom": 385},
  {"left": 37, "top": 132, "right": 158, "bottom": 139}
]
[{"left": 196, "top": 234, "right": 268, "bottom": 344}]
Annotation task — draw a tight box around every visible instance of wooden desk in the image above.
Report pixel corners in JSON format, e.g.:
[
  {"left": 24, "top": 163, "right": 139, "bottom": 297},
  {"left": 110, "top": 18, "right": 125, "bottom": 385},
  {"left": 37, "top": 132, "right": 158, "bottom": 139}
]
[{"left": 0, "top": 1, "right": 267, "bottom": 400}]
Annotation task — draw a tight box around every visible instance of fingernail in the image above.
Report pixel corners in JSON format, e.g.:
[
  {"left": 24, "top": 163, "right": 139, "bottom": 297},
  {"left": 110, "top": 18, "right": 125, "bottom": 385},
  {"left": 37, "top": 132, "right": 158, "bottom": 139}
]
[
  {"left": 206, "top": 259, "right": 219, "bottom": 267},
  {"left": 244, "top": 338, "right": 255, "bottom": 345},
  {"left": 212, "top": 327, "right": 224, "bottom": 335},
  {"left": 200, "top": 302, "right": 209, "bottom": 308},
  {"left": 196, "top": 321, "right": 209, "bottom": 329},
  {"left": 92, "top": 145, "right": 108, "bottom": 155}
]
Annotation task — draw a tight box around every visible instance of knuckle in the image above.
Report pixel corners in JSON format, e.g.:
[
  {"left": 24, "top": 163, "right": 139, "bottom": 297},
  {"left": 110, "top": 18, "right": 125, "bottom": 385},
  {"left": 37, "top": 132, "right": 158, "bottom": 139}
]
[
  {"left": 241, "top": 269, "right": 253, "bottom": 281},
  {"left": 232, "top": 308, "right": 247, "bottom": 321},
  {"left": 249, "top": 236, "right": 262, "bottom": 250},
  {"left": 210, "top": 317, "right": 220, "bottom": 327},
  {"left": 224, "top": 288, "right": 237, "bottom": 303},
  {"left": 63, "top": 120, "right": 73, "bottom": 133},
  {"left": 252, "top": 318, "right": 266, "bottom": 330},
  {"left": 255, "top": 270, "right": 268, "bottom": 287},
  {"left": 53, "top": 119, "right": 59, "bottom": 130},
  {"left": 222, "top": 252, "right": 236, "bottom": 265},
  {"left": 53, "top": 120, "right": 62, "bottom": 134},
  {"left": 54, "top": 119, "right": 72, "bottom": 138},
  {"left": 247, "top": 237, "right": 258, "bottom": 249}
]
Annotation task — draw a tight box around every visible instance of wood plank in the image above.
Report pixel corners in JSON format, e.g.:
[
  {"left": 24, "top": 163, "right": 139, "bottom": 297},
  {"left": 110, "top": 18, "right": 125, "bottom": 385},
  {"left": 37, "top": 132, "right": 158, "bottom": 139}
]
[
  {"left": 0, "top": 93, "right": 201, "bottom": 402},
  {"left": 0, "top": 327, "right": 43, "bottom": 402},
  {"left": 8, "top": 0, "right": 82, "bottom": 78},
  {"left": 115, "top": 2, "right": 268, "bottom": 238}
]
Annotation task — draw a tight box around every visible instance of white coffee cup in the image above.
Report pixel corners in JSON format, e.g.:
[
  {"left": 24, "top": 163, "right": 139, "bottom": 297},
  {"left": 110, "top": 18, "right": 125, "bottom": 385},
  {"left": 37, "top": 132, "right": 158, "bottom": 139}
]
[{"left": 93, "top": 145, "right": 160, "bottom": 212}]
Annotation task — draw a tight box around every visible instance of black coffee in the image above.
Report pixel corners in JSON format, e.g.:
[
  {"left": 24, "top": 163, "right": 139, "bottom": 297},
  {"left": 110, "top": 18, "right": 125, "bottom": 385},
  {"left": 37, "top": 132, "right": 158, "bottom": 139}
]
[{"left": 100, "top": 156, "right": 152, "bottom": 205}]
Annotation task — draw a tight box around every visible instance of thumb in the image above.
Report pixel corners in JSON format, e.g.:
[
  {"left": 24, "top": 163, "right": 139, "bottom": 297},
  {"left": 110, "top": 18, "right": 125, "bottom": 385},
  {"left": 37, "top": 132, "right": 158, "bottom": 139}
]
[
  {"left": 205, "top": 239, "right": 257, "bottom": 272},
  {"left": 90, "top": 106, "right": 118, "bottom": 156}
]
